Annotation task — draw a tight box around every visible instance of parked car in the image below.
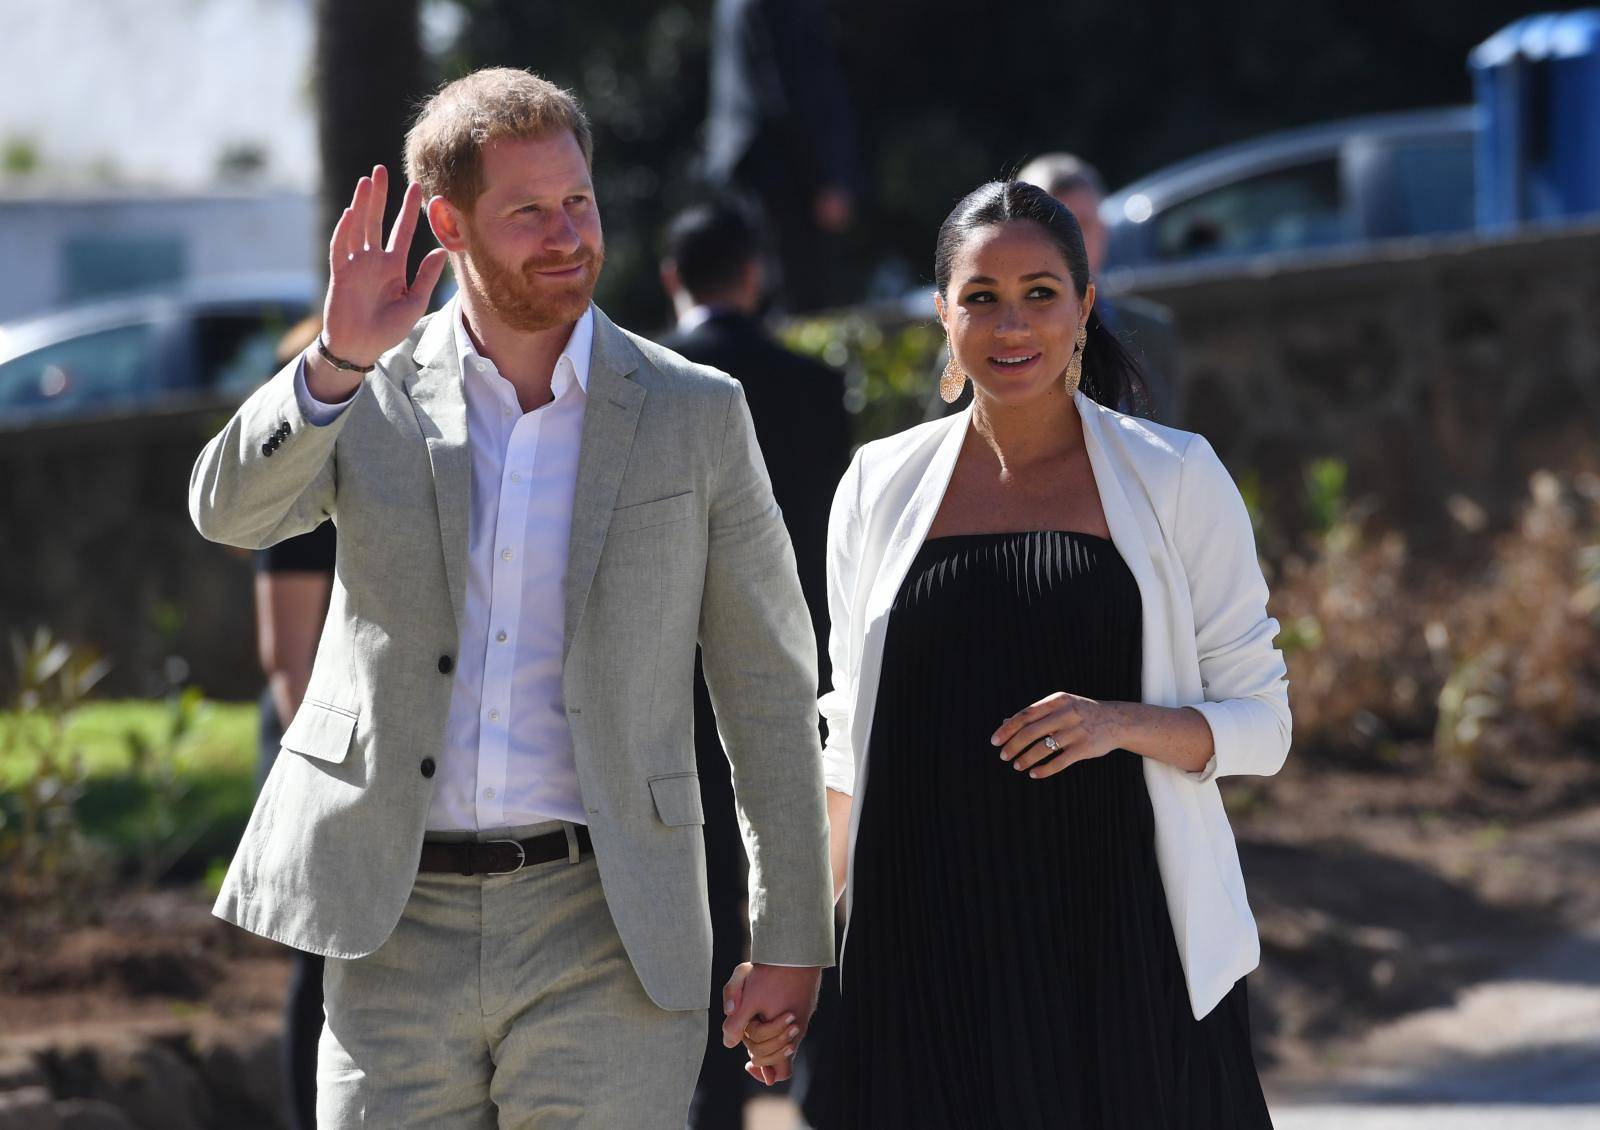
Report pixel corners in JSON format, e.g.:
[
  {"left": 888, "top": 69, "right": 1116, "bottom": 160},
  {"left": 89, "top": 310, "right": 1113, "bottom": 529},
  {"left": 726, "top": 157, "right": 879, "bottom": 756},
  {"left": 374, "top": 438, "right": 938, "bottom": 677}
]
[
  {"left": 1101, "top": 107, "right": 1480, "bottom": 279},
  {"left": 0, "top": 274, "right": 317, "bottom": 428}
]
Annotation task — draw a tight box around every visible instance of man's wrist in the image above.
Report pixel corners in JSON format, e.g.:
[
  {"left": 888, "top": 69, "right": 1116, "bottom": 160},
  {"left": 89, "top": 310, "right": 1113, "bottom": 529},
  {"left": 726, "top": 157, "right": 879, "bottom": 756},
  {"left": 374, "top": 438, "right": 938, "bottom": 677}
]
[{"left": 303, "top": 347, "right": 364, "bottom": 403}]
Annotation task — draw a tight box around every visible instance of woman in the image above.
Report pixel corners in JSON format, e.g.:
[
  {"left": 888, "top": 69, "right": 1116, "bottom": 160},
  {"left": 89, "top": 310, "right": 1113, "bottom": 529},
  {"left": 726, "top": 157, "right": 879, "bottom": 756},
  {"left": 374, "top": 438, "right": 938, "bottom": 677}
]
[{"left": 734, "top": 181, "right": 1290, "bottom": 1126}]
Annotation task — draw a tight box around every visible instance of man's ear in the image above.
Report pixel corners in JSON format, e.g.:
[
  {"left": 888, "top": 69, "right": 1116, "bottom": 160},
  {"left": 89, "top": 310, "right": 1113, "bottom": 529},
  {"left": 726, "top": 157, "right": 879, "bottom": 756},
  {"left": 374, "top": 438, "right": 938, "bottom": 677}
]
[{"left": 427, "top": 196, "right": 468, "bottom": 253}]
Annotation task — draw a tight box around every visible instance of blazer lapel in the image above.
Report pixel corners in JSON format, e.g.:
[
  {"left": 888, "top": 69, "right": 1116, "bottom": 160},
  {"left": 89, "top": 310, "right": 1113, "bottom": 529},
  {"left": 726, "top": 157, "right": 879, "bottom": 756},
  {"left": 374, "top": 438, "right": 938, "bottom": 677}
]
[
  {"left": 862, "top": 408, "right": 969, "bottom": 629},
  {"left": 403, "top": 299, "right": 471, "bottom": 631},
  {"left": 564, "top": 307, "right": 645, "bottom": 655},
  {"left": 1075, "top": 390, "right": 1179, "bottom": 708}
]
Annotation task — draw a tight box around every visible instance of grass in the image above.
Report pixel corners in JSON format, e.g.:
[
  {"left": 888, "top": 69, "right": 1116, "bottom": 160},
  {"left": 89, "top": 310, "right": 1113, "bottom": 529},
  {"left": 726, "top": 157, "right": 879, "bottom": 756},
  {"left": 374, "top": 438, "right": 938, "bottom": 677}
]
[{"left": 1, "top": 698, "right": 259, "bottom": 883}]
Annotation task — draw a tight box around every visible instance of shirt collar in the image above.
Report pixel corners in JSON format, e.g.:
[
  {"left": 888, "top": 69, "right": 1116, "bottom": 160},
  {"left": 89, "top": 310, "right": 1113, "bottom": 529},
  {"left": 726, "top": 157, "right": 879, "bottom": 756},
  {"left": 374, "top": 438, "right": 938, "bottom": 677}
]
[
  {"left": 677, "top": 303, "right": 734, "bottom": 334},
  {"left": 453, "top": 303, "right": 595, "bottom": 396}
]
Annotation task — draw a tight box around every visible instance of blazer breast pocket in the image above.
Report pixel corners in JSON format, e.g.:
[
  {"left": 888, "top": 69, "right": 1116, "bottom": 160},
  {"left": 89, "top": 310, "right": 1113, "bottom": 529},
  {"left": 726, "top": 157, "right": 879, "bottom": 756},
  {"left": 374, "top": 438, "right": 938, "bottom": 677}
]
[
  {"left": 281, "top": 699, "right": 358, "bottom": 764},
  {"left": 609, "top": 490, "right": 696, "bottom": 536}
]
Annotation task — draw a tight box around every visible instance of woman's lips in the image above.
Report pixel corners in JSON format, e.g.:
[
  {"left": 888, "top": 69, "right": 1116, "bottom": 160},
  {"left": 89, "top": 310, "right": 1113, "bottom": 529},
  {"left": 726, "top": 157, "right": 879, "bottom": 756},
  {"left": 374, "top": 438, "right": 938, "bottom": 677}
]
[{"left": 987, "top": 352, "right": 1042, "bottom": 374}]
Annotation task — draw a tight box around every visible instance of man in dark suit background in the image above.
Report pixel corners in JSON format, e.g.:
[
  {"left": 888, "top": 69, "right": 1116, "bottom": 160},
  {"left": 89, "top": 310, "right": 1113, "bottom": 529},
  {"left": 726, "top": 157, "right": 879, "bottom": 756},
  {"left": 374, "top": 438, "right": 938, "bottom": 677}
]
[
  {"left": 659, "top": 200, "right": 852, "bottom": 1130},
  {"left": 704, "top": 0, "right": 861, "bottom": 313}
]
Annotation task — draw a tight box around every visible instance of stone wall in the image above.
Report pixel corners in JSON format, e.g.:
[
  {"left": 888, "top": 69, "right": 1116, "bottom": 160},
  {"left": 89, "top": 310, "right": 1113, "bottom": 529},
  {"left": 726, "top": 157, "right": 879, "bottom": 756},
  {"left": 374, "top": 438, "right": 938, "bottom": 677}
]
[
  {"left": 1125, "top": 221, "right": 1600, "bottom": 553},
  {"left": 4, "top": 224, "right": 1599, "bottom": 700},
  {"left": 0, "top": 405, "right": 259, "bottom": 700}
]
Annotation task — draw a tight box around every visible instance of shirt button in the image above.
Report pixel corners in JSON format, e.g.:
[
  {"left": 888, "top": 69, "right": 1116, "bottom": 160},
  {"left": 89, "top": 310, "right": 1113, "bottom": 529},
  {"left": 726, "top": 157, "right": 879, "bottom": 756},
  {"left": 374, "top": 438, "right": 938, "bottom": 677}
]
[
  {"left": 420, "top": 758, "right": 436, "bottom": 779},
  {"left": 501, "top": 548, "right": 513, "bottom": 561},
  {"left": 437, "top": 655, "right": 454, "bottom": 675},
  {"left": 510, "top": 472, "right": 522, "bottom": 483},
  {"left": 483, "top": 787, "right": 496, "bottom": 799},
  {"left": 496, "top": 631, "right": 507, "bottom": 643},
  {"left": 474, "top": 361, "right": 485, "bottom": 372},
  {"left": 488, "top": 709, "right": 500, "bottom": 721}
]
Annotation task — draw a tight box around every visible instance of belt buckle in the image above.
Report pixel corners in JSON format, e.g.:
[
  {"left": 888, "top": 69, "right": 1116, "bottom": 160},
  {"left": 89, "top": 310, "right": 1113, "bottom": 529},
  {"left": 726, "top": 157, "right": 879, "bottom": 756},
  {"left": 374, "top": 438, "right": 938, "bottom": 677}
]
[{"left": 483, "top": 838, "right": 527, "bottom": 876}]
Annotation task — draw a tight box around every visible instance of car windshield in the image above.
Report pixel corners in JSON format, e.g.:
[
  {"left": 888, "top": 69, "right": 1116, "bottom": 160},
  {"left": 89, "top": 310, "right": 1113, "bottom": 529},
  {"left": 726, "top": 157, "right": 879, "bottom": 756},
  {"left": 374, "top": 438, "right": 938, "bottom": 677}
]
[
  {"left": 1153, "top": 158, "right": 1347, "bottom": 261},
  {"left": 0, "top": 322, "right": 161, "bottom": 415},
  {"left": 199, "top": 305, "right": 305, "bottom": 395}
]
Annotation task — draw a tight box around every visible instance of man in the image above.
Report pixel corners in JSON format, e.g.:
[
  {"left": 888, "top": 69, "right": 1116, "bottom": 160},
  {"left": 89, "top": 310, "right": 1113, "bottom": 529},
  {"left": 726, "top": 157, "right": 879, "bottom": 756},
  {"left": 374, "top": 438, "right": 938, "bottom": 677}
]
[
  {"left": 1018, "top": 152, "right": 1185, "bottom": 424},
  {"left": 704, "top": 0, "right": 861, "bottom": 312},
  {"left": 190, "top": 68, "right": 833, "bottom": 1128},
  {"left": 657, "top": 201, "right": 851, "bottom": 1130}
]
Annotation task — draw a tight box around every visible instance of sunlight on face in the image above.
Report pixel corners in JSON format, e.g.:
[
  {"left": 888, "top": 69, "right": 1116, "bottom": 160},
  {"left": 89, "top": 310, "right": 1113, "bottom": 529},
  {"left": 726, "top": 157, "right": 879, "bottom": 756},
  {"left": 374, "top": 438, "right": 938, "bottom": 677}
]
[
  {"left": 937, "top": 221, "right": 1091, "bottom": 410},
  {"left": 458, "top": 131, "right": 605, "bottom": 333}
]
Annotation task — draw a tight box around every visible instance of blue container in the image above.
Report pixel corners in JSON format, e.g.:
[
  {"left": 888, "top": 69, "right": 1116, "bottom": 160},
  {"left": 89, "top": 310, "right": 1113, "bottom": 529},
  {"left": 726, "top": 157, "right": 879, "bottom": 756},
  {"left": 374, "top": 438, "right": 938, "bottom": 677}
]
[{"left": 1470, "top": 10, "right": 1600, "bottom": 228}]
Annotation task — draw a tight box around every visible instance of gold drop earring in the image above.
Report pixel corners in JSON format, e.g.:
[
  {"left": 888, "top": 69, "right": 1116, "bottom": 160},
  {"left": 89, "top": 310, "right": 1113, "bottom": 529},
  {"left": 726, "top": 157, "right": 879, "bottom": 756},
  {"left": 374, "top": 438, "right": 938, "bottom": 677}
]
[
  {"left": 939, "top": 340, "right": 967, "bottom": 404},
  {"left": 1063, "top": 323, "right": 1087, "bottom": 397}
]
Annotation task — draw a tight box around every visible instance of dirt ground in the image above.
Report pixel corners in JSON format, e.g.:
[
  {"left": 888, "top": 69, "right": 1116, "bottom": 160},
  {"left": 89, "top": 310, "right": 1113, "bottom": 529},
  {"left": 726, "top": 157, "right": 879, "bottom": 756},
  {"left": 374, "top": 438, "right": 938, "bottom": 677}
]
[{"left": 4, "top": 746, "right": 1598, "bottom": 1104}]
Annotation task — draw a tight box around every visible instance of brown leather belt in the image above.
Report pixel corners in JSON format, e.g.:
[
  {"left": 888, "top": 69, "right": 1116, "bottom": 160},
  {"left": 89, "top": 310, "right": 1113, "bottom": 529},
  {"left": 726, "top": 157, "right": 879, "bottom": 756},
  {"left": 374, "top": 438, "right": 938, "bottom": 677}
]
[{"left": 418, "top": 825, "right": 593, "bottom": 876}]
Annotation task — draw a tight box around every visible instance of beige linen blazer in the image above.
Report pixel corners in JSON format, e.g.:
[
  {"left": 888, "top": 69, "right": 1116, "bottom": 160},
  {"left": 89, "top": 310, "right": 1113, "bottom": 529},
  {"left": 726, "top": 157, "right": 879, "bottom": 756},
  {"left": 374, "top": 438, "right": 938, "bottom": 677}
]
[
  {"left": 818, "top": 392, "right": 1293, "bottom": 1019},
  {"left": 190, "top": 302, "right": 835, "bottom": 1010}
]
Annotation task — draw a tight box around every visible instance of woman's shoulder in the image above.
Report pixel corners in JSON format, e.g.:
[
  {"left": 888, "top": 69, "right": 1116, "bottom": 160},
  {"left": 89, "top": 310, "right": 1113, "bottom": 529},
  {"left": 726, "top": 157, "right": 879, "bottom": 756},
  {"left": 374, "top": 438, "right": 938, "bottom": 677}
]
[
  {"left": 1079, "top": 394, "right": 1200, "bottom": 463},
  {"left": 1076, "top": 396, "right": 1241, "bottom": 510},
  {"left": 847, "top": 412, "right": 962, "bottom": 484}
]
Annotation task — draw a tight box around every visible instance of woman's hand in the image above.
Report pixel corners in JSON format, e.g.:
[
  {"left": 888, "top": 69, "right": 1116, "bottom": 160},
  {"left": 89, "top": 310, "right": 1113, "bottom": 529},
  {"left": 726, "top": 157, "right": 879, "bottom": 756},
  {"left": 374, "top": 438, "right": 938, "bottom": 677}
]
[{"left": 990, "top": 692, "right": 1126, "bottom": 778}]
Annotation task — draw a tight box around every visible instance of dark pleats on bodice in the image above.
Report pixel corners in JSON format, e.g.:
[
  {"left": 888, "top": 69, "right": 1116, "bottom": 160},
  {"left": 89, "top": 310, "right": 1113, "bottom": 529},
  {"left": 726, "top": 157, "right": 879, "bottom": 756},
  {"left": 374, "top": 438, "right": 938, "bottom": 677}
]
[{"left": 829, "top": 531, "right": 1271, "bottom": 1130}]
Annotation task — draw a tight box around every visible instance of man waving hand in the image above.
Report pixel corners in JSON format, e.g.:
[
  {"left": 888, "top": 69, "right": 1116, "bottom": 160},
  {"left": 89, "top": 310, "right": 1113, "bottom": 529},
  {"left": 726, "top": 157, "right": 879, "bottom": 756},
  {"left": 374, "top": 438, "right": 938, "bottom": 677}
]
[{"left": 191, "top": 68, "right": 832, "bottom": 1128}]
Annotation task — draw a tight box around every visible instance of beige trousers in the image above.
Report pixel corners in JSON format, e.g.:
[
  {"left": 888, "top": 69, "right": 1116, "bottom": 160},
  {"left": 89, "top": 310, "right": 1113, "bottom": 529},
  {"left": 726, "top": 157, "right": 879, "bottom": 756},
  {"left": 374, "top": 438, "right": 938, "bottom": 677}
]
[{"left": 317, "top": 822, "right": 706, "bottom": 1129}]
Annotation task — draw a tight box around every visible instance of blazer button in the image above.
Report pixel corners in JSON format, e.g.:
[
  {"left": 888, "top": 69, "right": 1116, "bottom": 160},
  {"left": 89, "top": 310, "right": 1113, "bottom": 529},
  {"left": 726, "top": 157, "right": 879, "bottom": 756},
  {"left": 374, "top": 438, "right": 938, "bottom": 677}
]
[
  {"left": 437, "top": 654, "right": 454, "bottom": 675},
  {"left": 420, "top": 757, "right": 436, "bottom": 779},
  {"left": 261, "top": 442, "right": 274, "bottom": 457}
]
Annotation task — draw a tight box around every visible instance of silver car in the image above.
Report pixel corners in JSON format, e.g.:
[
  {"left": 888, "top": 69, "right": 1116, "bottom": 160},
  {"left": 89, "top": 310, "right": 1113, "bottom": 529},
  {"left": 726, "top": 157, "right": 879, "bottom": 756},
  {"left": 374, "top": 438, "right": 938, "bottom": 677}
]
[
  {"left": 0, "top": 274, "right": 316, "bottom": 428},
  {"left": 1101, "top": 107, "right": 1479, "bottom": 283}
]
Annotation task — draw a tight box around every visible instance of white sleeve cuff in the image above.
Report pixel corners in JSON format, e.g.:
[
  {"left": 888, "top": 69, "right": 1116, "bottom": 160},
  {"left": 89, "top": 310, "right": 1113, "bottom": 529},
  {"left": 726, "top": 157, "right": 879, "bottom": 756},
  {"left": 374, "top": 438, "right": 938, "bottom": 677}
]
[{"left": 294, "top": 355, "right": 360, "bottom": 426}]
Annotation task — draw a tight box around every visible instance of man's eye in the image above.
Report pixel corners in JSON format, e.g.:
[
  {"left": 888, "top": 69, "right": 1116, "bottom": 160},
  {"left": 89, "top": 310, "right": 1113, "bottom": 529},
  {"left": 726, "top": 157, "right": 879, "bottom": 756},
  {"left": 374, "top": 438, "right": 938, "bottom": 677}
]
[{"left": 566, "top": 195, "right": 589, "bottom": 206}]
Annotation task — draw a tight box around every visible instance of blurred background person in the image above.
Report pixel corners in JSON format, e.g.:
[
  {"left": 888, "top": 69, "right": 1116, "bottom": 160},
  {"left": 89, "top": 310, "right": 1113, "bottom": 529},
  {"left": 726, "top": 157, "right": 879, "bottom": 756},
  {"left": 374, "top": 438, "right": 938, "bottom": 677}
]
[
  {"left": 703, "top": 0, "right": 862, "bottom": 314},
  {"left": 251, "top": 314, "right": 335, "bottom": 1130},
  {"left": 657, "top": 198, "right": 851, "bottom": 1130},
  {"left": 1018, "top": 152, "right": 1184, "bottom": 424}
]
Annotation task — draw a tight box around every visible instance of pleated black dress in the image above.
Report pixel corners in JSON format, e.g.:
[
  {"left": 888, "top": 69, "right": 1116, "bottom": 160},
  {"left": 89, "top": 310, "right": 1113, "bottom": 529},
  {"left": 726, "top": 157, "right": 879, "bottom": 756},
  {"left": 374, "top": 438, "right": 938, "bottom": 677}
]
[{"left": 829, "top": 531, "right": 1271, "bottom": 1130}]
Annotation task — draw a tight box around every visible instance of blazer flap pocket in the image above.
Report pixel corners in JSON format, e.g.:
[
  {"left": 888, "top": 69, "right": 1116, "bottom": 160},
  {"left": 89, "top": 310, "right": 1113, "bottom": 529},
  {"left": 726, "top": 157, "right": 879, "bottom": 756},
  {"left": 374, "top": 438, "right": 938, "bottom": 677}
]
[
  {"left": 281, "top": 699, "right": 358, "bottom": 763},
  {"left": 647, "top": 772, "right": 704, "bottom": 827},
  {"left": 610, "top": 490, "right": 696, "bottom": 535}
]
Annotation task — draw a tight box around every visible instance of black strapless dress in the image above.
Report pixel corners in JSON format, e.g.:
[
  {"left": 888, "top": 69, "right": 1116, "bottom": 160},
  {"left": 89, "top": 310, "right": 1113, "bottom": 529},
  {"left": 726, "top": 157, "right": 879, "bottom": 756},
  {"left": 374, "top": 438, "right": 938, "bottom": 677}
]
[{"left": 828, "top": 531, "right": 1271, "bottom": 1129}]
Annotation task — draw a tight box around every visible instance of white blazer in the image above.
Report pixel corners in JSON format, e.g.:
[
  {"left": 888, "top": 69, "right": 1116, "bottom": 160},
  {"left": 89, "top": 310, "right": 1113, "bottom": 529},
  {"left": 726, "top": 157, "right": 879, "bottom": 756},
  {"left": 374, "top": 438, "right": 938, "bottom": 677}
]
[{"left": 818, "top": 390, "right": 1292, "bottom": 1019}]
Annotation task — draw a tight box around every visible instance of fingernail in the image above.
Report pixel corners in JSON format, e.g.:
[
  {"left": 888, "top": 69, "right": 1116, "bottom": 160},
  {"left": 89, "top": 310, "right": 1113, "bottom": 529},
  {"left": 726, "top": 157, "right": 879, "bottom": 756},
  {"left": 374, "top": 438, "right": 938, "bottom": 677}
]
[
  {"left": 723, "top": 999, "right": 735, "bottom": 1014},
  {"left": 785, "top": 1047, "right": 796, "bottom": 1057},
  {"left": 1029, "top": 770, "right": 1040, "bottom": 778},
  {"left": 785, "top": 1014, "right": 795, "bottom": 1024},
  {"left": 1000, "top": 752, "right": 1011, "bottom": 761},
  {"left": 787, "top": 1026, "right": 799, "bottom": 1038}
]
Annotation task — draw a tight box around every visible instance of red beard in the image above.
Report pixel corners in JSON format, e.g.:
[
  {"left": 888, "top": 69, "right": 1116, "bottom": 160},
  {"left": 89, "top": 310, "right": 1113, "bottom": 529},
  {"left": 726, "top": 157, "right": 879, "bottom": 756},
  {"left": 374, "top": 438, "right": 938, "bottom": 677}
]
[{"left": 462, "top": 229, "right": 604, "bottom": 333}]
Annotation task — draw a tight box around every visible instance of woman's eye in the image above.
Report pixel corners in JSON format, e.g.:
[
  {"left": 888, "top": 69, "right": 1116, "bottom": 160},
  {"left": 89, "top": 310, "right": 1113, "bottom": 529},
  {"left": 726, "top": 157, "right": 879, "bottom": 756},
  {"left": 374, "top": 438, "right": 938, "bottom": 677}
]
[
  {"left": 1029, "top": 286, "right": 1056, "bottom": 299},
  {"left": 964, "top": 291, "right": 994, "bottom": 304}
]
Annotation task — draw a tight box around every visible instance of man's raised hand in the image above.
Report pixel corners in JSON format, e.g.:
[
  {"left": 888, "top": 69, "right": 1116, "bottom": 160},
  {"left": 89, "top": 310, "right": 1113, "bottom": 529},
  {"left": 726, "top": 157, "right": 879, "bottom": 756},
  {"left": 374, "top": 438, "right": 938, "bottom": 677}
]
[{"left": 310, "top": 165, "right": 448, "bottom": 400}]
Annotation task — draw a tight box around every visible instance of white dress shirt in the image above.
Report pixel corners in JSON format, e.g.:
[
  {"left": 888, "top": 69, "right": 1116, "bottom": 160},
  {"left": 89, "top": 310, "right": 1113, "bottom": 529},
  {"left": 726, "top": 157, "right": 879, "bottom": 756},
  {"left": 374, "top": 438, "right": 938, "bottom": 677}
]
[{"left": 297, "top": 306, "right": 594, "bottom": 832}]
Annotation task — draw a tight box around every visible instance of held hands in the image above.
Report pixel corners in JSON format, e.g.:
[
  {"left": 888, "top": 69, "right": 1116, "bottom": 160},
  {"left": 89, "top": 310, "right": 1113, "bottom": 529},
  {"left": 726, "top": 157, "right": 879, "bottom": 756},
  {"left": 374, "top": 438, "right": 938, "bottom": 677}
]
[
  {"left": 721, "top": 962, "right": 822, "bottom": 1086},
  {"left": 990, "top": 692, "right": 1125, "bottom": 778},
  {"left": 310, "top": 164, "right": 449, "bottom": 400}
]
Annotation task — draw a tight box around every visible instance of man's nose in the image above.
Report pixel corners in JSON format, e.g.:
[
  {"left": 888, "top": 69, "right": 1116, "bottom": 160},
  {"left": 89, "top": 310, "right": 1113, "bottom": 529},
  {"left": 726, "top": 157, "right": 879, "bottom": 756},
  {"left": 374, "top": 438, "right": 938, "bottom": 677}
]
[{"left": 543, "top": 211, "right": 581, "bottom": 256}]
